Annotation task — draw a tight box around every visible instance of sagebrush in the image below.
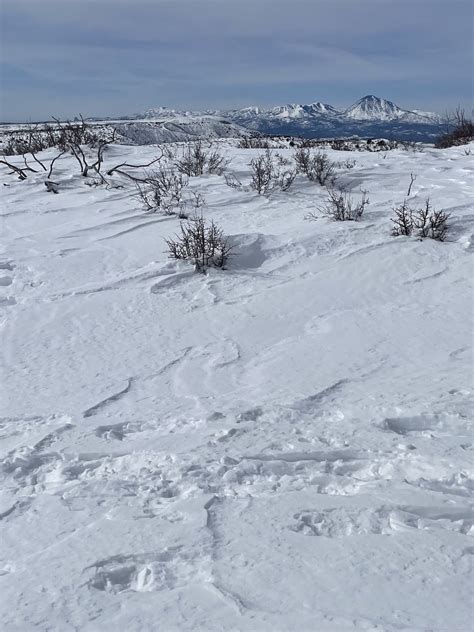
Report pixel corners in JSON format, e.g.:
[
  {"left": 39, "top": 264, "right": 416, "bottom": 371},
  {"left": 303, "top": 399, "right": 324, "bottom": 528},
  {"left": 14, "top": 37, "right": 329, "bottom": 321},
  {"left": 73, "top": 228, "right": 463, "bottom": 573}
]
[
  {"left": 165, "top": 215, "right": 232, "bottom": 271},
  {"left": 391, "top": 199, "right": 450, "bottom": 241},
  {"left": 308, "top": 188, "right": 369, "bottom": 222}
]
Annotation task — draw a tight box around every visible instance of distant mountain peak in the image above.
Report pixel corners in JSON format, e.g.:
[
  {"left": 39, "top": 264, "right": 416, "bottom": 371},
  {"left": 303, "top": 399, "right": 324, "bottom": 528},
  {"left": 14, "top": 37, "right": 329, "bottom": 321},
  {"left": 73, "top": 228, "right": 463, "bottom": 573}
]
[{"left": 345, "top": 95, "right": 403, "bottom": 121}]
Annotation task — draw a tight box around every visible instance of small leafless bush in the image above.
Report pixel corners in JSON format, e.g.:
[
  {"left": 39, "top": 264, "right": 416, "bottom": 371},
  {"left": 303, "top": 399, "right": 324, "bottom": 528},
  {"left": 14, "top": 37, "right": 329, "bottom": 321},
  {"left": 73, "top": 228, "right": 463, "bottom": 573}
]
[
  {"left": 165, "top": 215, "right": 232, "bottom": 271},
  {"left": 294, "top": 148, "right": 337, "bottom": 185},
  {"left": 306, "top": 152, "right": 337, "bottom": 186},
  {"left": 50, "top": 117, "right": 117, "bottom": 183},
  {"left": 250, "top": 151, "right": 275, "bottom": 194},
  {"left": 294, "top": 147, "right": 311, "bottom": 174},
  {"left": 275, "top": 169, "right": 296, "bottom": 191},
  {"left": 425, "top": 208, "right": 451, "bottom": 241},
  {"left": 249, "top": 149, "right": 296, "bottom": 195},
  {"left": 390, "top": 201, "right": 413, "bottom": 236},
  {"left": 135, "top": 166, "right": 189, "bottom": 214},
  {"left": 308, "top": 188, "right": 369, "bottom": 222},
  {"left": 175, "top": 141, "right": 229, "bottom": 176},
  {"left": 391, "top": 199, "right": 450, "bottom": 241}
]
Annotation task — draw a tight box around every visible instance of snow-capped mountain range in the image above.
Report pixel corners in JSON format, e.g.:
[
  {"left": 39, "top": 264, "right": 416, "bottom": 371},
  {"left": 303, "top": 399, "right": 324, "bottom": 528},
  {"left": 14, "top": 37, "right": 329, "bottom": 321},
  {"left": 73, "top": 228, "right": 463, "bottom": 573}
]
[{"left": 121, "top": 95, "right": 443, "bottom": 142}]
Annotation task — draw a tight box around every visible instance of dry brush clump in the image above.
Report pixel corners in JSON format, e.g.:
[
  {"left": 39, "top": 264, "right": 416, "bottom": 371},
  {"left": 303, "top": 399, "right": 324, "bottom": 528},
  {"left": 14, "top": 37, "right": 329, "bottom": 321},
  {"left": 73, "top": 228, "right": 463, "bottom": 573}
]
[
  {"left": 249, "top": 149, "right": 296, "bottom": 195},
  {"left": 313, "top": 188, "right": 369, "bottom": 221},
  {"left": 135, "top": 166, "right": 189, "bottom": 214},
  {"left": 165, "top": 215, "right": 232, "bottom": 272},
  {"left": 391, "top": 199, "right": 450, "bottom": 241},
  {"left": 175, "top": 141, "right": 230, "bottom": 176},
  {"left": 293, "top": 148, "right": 337, "bottom": 186}
]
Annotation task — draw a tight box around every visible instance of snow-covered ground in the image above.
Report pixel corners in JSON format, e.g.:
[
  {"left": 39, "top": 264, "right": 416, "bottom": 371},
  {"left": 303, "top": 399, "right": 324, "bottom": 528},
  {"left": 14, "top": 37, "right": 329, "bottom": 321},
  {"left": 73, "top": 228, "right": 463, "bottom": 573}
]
[{"left": 1, "top": 140, "right": 473, "bottom": 631}]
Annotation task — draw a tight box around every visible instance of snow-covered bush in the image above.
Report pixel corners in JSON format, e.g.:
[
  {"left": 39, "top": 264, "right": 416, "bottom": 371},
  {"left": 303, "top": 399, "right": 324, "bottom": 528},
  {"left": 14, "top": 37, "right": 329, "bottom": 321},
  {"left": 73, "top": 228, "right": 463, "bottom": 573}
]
[
  {"left": 165, "top": 215, "right": 232, "bottom": 271},
  {"left": 391, "top": 199, "right": 450, "bottom": 241},
  {"left": 308, "top": 188, "right": 369, "bottom": 222}
]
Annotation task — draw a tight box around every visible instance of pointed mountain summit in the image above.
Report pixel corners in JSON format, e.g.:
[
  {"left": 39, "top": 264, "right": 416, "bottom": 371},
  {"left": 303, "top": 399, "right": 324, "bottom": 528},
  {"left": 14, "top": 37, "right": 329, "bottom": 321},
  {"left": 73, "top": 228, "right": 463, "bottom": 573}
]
[{"left": 344, "top": 95, "right": 404, "bottom": 121}]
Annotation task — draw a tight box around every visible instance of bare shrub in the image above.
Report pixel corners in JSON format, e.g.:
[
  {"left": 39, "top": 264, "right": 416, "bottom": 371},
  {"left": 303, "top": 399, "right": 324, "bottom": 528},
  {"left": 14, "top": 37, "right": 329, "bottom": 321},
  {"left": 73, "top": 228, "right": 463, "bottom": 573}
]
[
  {"left": 294, "top": 148, "right": 337, "bottom": 185},
  {"left": 390, "top": 201, "right": 413, "bottom": 236},
  {"left": 309, "top": 188, "right": 369, "bottom": 222},
  {"left": 436, "top": 107, "right": 474, "bottom": 148},
  {"left": 391, "top": 199, "right": 450, "bottom": 241},
  {"left": 50, "top": 117, "right": 117, "bottom": 182},
  {"left": 249, "top": 149, "right": 296, "bottom": 195},
  {"left": 250, "top": 150, "right": 275, "bottom": 194},
  {"left": 276, "top": 169, "right": 296, "bottom": 191},
  {"left": 426, "top": 208, "right": 451, "bottom": 241},
  {"left": 135, "top": 166, "right": 188, "bottom": 214},
  {"left": 175, "top": 141, "right": 229, "bottom": 176},
  {"left": 165, "top": 215, "right": 232, "bottom": 271},
  {"left": 306, "top": 152, "right": 337, "bottom": 186},
  {"left": 294, "top": 147, "right": 311, "bottom": 174},
  {"left": 207, "top": 149, "right": 230, "bottom": 175}
]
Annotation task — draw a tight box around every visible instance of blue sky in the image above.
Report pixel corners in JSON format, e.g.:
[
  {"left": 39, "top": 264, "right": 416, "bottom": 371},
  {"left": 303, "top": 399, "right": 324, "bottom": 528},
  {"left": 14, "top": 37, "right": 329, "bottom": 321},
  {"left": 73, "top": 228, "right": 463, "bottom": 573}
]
[{"left": 1, "top": 0, "right": 472, "bottom": 121}]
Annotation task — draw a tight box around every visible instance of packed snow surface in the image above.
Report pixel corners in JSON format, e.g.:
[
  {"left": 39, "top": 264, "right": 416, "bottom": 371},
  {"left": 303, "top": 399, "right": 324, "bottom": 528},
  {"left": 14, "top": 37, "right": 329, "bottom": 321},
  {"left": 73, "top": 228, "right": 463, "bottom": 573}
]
[{"left": 1, "top": 140, "right": 473, "bottom": 631}]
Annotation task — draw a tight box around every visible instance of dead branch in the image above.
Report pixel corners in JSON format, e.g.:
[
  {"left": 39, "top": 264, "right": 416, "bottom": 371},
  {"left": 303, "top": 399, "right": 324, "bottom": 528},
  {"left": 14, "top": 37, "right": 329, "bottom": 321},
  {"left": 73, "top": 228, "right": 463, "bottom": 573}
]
[
  {"left": 0, "top": 158, "right": 36, "bottom": 180},
  {"left": 407, "top": 172, "right": 417, "bottom": 197},
  {"left": 106, "top": 149, "right": 164, "bottom": 178}
]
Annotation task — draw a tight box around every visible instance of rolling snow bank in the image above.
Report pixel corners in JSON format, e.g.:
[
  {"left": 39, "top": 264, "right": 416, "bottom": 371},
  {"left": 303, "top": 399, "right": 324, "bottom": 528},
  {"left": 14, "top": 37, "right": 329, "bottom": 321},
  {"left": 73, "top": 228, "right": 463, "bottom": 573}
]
[{"left": 1, "top": 140, "right": 473, "bottom": 631}]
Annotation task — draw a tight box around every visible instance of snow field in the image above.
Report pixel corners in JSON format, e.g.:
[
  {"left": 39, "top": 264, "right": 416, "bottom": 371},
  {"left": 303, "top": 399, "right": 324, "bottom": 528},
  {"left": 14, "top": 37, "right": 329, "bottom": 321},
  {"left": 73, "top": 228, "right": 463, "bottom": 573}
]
[{"left": 1, "top": 140, "right": 473, "bottom": 631}]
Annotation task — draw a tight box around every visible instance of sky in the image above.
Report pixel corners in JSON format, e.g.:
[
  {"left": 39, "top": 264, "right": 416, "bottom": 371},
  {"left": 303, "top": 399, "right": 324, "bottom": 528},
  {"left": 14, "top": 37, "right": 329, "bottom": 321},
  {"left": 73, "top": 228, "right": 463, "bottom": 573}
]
[{"left": 0, "top": 0, "right": 472, "bottom": 122}]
